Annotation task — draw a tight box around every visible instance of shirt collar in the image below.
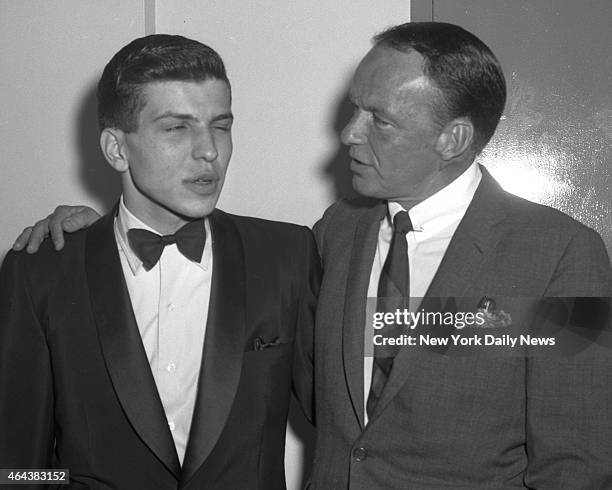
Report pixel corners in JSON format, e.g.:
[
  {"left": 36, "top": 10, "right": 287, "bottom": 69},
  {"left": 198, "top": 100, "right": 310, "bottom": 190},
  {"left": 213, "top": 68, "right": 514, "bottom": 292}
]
[
  {"left": 388, "top": 162, "right": 482, "bottom": 231},
  {"left": 114, "top": 196, "right": 212, "bottom": 275}
]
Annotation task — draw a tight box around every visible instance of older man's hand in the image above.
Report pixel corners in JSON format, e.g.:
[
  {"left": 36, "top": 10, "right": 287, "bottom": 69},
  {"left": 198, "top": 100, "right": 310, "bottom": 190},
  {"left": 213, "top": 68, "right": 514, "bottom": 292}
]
[{"left": 13, "top": 205, "right": 101, "bottom": 253}]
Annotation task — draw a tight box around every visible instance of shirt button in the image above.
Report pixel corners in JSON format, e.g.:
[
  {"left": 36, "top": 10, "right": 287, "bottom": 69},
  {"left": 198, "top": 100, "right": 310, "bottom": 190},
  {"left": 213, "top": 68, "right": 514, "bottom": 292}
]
[
  {"left": 168, "top": 422, "right": 175, "bottom": 431},
  {"left": 167, "top": 362, "right": 176, "bottom": 372},
  {"left": 168, "top": 303, "right": 176, "bottom": 311},
  {"left": 352, "top": 447, "right": 367, "bottom": 461}
]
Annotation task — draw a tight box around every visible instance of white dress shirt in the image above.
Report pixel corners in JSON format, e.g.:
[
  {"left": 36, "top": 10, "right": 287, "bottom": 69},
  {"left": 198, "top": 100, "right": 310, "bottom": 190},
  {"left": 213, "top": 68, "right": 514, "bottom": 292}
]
[
  {"left": 364, "top": 162, "right": 482, "bottom": 423},
  {"left": 114, "top": 198, "right": 213, "bottom": 463}
]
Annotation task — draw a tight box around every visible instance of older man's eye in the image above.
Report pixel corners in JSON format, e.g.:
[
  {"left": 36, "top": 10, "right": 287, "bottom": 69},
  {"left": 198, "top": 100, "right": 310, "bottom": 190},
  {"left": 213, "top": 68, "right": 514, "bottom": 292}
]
[{"left": 373, "top": 114, "right": 392, "bottom": 128}]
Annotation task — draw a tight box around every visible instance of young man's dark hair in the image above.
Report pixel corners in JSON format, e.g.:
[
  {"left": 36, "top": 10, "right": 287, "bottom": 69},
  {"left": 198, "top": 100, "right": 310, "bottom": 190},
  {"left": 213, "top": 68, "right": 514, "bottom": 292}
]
[{"left": 97, "top": 34, "right": 230, "bottom": 132}]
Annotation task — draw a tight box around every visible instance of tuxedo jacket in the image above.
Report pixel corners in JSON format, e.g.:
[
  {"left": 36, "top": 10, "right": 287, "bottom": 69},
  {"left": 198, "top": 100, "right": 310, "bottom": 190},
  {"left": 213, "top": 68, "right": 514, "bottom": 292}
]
[
  {"left": 310, "top": 167, "right": 612, "bottom": 489},
  {"left": 0, "top": 208, "right": 320, "bottom": 489}
]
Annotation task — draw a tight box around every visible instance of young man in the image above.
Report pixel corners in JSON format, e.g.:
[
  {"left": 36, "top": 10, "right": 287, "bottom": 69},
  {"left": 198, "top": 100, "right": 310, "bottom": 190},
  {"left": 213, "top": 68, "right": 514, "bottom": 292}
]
[{"left": 0, "top": 35, "right": 319, "bottom": 489}]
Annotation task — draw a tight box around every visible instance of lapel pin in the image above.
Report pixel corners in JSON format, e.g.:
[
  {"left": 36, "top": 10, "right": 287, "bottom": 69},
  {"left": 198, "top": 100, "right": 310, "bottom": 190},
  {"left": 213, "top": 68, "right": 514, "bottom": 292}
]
[{"left": 476, "top": 296, "right": 512, "bottom": 328}]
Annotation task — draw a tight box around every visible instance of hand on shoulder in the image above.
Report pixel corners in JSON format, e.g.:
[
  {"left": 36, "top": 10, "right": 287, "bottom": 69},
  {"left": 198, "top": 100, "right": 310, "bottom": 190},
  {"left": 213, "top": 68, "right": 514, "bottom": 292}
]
[{"left": 12, "top": 205, "right": 101, "bottom": 253}]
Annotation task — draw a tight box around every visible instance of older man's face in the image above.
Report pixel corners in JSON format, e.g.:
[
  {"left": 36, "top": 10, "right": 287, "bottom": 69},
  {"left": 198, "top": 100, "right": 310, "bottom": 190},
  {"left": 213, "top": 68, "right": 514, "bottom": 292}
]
[{"left": 342, "top": 45, "right": 445, "bottom": 203}]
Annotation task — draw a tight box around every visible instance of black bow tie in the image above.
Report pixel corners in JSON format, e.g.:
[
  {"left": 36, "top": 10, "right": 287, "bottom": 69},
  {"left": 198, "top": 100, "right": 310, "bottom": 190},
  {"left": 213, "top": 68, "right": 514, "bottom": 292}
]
[{"left": 127, "top": 219, "right": 206, "bottom": 271}]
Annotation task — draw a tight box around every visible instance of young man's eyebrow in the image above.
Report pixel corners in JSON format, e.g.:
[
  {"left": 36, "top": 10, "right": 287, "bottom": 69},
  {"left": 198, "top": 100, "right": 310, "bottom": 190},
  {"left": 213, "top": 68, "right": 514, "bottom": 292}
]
[
  {"left": 211, "top": 113, "right": 233, "bottom": 123},
  {"left": 152, "top": 112, "right": 191, "bottom": 121},
  {"left": 152, "top": 112, "right": 233, "bottom": 122}
]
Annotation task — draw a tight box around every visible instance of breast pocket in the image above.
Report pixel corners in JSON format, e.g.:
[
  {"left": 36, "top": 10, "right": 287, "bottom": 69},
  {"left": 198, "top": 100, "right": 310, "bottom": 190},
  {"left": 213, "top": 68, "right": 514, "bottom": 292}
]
[
  {"left": 239, "top": 342, "right": 293, "bottom": 407},
  {"left": 243, "top": 341, "right": 292, "bottom": 370}
]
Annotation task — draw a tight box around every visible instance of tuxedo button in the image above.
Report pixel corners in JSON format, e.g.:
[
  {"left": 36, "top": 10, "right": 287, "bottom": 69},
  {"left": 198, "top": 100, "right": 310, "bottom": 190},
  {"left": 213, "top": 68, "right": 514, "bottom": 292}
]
[
  {"left": 352, "top": 447, "right": 367, "bottom": 461},
  {"left": 167, "top": 362, "right": 176, "bottom": 372},
  {"left": 169, "top": 422, "right": 175, "bottom": 431}
]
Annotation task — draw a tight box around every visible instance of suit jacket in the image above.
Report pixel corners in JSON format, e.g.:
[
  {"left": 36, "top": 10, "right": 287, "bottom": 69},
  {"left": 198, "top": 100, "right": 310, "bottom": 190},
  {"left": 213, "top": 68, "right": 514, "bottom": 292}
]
[
  {"left": 0, "top": 207, "right": 320, "bottom": 490},
  {"left": 310, "top": 167, "right": 612, "bottom": 489}
]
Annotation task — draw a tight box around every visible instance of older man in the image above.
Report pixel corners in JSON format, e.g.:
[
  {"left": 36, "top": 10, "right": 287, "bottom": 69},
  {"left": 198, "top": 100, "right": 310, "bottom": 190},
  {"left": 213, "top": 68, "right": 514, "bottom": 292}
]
[{"left": 309, "top": 22, "right": 612, "bottom": 489}]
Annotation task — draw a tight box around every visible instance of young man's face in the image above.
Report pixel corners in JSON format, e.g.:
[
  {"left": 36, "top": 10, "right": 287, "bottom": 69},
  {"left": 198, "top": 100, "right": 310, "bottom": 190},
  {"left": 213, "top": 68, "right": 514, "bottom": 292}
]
[{"left": 118, "top": 79, "right": 233, "bottom": 233}]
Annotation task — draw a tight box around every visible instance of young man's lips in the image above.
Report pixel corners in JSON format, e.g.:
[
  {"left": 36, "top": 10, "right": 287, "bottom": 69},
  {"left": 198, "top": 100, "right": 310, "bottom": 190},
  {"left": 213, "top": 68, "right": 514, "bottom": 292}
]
[
  {"left": 186, "top": 174, "right": 217, "bottom": 184},
  {"left": 184, "top": 177, "right": 218, "bottom": 194}
]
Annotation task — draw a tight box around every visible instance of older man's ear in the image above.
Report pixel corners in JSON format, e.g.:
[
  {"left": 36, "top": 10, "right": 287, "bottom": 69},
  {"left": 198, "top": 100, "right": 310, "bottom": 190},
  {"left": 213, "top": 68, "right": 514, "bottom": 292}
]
[{"left": 435, "top": 117, "right": 475, "bottom": 162}]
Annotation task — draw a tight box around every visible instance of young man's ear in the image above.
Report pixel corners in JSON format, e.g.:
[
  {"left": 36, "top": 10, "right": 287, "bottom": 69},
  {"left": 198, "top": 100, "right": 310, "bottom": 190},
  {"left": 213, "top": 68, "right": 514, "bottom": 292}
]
[
  {"left": 99, "top": 128, "right": 129, "bottom": 172},
  {"left": 435, "top": 118, "right": 474, "bottom": 162}
]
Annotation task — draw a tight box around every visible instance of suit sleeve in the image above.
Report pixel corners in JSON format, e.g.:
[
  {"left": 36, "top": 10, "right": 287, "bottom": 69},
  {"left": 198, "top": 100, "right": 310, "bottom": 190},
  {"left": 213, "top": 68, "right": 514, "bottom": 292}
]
[
  {"left": 291, "top": 227, "right": 321, "bottom": 425},
  {"left": 524, "top": 227, "right": 612, "bottom": 489},
  {"left": 312, "top": 200, "right": 343, "bottom": 262},
  {"left": 0, "top": 251, "right": 55, "bottom": 474}
]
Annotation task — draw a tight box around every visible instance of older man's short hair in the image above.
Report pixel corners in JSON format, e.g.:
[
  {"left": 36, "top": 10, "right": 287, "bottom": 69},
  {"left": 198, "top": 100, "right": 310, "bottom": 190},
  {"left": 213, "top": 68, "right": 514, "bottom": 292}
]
[{"left": 375, "top": 22, "right": 506, "bottom": 153}]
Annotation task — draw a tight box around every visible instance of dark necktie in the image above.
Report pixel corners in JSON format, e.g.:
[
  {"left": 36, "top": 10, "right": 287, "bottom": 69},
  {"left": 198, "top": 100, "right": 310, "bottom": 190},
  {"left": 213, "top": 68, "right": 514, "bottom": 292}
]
[
  {"left": 366, "top": 210, "right": 413, "bottom": 419},
  {"left": 127, "top": 219, "right": 206, "bottom": 271}
]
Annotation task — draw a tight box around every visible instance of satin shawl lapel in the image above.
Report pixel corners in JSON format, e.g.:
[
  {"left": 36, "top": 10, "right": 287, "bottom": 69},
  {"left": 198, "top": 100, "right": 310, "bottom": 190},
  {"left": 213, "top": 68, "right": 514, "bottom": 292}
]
[
  {"left": 343, "top": 202, "right": 387, "bottom": 430},
  {"left": 180, "top": 209, "right": 246, "bottom": 485},
  {"left": 85, "top": 207, "right": 181, "bottom": 477},
  {"left": 370, "top": 168, "right": 510, "bottom": 421}
]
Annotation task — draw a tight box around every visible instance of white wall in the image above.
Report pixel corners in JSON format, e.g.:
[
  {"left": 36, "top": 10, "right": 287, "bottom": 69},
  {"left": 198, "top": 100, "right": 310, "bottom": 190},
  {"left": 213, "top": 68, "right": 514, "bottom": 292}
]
[
  {"left": 0, "top": 0, "right": 151, "bottom": 256},
  {"left": 0, "top": 1, "right": 411, "bottom": 487}
]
